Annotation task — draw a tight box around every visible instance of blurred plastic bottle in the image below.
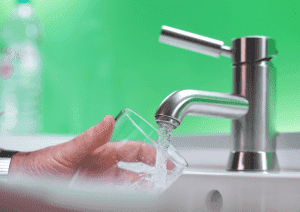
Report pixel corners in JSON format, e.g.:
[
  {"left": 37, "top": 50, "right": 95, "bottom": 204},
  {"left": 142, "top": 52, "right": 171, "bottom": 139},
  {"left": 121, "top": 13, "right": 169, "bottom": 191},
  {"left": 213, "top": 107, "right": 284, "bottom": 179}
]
[{"left": 0, "top": 0, "right": 44, "bottom": 135}]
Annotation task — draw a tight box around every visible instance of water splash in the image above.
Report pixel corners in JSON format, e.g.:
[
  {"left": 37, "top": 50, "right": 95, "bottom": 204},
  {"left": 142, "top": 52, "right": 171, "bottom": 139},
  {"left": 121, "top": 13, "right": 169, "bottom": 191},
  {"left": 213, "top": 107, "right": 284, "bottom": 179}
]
[
  {"left": 114, "top": 122, "right": 176, "bottom": 193},
  {"left": 117, "top": 161, "right": 154, "bottom": 174},
  {"left": 154, "top": 122, "right": 175, "bottom": 190},
  {"left": 157, "top": 121, "right": 175, "bottom": 149}
]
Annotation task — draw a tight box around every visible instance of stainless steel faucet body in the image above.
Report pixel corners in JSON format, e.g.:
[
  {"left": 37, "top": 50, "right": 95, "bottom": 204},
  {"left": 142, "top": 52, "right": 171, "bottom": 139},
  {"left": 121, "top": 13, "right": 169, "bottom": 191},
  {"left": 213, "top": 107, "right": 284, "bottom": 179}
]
[{"left": 155, "top": 26, "right": 278, "bottom": 171}]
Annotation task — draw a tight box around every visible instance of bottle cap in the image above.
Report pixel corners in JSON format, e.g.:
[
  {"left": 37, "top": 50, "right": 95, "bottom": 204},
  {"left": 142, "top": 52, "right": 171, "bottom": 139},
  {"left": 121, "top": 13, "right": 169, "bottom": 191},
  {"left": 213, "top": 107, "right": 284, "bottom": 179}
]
[{"left": 17, "top": 0, "right": 30, "bottom": 3}]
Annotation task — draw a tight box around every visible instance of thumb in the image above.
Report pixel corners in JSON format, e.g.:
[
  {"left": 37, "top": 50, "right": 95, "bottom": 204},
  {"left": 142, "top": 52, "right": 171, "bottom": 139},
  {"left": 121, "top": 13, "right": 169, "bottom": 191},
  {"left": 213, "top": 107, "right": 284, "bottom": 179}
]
[{"left": 53, "top": 115, "right": 115, "bottom": 167}]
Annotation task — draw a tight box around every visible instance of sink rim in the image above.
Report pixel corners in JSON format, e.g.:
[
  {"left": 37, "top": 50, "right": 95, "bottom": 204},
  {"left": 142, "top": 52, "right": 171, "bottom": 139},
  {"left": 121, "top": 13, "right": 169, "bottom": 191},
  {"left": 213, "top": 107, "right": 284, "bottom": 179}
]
[{"left": 1, "top": 133, "right": 300, "bottom": 176}]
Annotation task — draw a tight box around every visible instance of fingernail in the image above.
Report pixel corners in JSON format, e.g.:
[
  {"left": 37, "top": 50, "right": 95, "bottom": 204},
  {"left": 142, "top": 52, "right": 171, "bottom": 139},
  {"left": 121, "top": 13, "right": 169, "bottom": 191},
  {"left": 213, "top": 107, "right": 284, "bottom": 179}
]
[{"left": 103, "top": 115, "right": 109, "bottom": 121}]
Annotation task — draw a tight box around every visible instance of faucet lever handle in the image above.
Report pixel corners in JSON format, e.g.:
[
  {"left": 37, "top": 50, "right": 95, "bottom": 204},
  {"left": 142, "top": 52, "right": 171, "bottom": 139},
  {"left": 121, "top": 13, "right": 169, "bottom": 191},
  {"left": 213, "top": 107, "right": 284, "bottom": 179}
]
[{"left": 159, "top": 25, "right": 232, "bottom": 58}]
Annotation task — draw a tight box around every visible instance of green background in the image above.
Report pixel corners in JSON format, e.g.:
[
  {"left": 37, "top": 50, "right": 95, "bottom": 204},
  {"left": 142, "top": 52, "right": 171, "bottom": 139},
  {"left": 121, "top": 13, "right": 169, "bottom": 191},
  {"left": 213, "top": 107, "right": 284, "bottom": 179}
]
[{"left": 0, "top": 0, "right": 299, "bottom": 136}]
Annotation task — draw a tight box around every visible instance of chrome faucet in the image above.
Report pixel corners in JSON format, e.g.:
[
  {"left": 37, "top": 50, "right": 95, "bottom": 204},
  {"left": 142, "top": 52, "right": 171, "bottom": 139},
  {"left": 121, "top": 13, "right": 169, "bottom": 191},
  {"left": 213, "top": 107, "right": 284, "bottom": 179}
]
[{"left": 155, "top": 26, "right": 278, "bottom": 171}]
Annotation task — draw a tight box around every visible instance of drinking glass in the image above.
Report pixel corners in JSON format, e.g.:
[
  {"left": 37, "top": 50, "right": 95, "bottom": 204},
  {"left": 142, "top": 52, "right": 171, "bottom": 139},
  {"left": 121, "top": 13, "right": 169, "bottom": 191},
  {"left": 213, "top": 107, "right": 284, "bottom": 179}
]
[{"left": 68, "top": 108, "right": 188, "bottom": 197}]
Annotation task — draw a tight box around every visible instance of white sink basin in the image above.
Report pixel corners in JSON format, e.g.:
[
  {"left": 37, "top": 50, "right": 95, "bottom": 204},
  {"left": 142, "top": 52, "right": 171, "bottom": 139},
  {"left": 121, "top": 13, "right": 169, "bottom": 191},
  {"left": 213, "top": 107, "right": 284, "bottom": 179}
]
[
  {"left": 1, "top": 133, "right": 300, "bottom": 212},
  {"left": 159, "top": 147, "right": 300, "bottom": 212}
]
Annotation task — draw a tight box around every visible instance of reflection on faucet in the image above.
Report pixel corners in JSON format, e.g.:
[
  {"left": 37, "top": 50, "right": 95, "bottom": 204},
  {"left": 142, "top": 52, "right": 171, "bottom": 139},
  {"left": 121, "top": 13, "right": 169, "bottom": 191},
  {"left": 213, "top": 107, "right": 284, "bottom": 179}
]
[
  {"left": 155, "top": 89, "right": 249, "bottom": 129},
  {"left": 155, "top": 26, "right": 278, "bottom": 172}
]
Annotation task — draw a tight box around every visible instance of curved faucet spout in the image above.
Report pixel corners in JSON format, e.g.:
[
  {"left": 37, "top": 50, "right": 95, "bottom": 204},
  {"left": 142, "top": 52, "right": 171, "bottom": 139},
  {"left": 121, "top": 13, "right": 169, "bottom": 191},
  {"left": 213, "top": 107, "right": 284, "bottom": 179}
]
[{"left": 155, "top": 89, "right": 249, "bottom": 129}]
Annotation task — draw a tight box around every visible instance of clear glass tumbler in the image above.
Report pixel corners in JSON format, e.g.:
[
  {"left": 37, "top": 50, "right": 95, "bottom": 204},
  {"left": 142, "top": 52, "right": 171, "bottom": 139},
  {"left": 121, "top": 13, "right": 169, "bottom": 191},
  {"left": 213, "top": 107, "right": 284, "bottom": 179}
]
[{"left": 68, "top": 108, "right": 188, "bottom": 196}]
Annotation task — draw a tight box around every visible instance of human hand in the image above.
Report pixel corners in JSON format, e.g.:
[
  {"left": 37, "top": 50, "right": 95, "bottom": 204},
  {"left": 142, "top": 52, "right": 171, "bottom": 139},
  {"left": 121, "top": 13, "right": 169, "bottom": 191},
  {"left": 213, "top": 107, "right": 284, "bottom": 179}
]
[
  {"left": 8, "top": 114, "right": 175, "bottom": 189},
  {"left": 69, "top": 140, "right": 176, "bottom": 190},
  {"left": 8, "top": 115, "right": 115, "bottom": 185}
]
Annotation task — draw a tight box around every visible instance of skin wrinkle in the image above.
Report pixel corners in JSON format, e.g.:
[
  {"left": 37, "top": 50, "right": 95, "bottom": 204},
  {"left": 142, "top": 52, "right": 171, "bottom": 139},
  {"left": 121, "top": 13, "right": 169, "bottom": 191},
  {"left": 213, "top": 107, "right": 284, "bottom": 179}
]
[
  {"left": 9, "top": 152, "right": 38, "bottom": 181},
  {"left": 32, "top": 151, "right": 64, "bottom": 180},
  {"left": 54, "top": 146, "right": 84, "bottom": 171}
]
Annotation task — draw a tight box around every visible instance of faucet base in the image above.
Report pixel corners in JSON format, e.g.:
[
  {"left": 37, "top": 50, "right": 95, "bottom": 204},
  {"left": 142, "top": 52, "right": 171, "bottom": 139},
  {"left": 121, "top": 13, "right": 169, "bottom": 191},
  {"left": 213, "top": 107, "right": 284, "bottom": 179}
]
[{"left": 226, "top": 151, "right": 279, "bottom": 172}]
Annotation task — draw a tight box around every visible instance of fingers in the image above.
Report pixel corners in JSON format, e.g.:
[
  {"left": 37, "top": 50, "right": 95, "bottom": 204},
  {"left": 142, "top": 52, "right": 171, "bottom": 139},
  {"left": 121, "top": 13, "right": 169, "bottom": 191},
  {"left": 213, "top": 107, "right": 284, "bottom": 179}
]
[
  {"left": 110, "top": 141, "right": 176, "bottom": 171},
  {"left": 138, "top": 142, "right": 156, "bottom": 166},
  {"left": 88, "top": 140, "right": 177, "bottom": 181},
  {"left": 52, "top": 115, "right": 115, "bottom": 168},
  {"left": 75, "top": 140, "right": 178, "bottom": 190}
]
